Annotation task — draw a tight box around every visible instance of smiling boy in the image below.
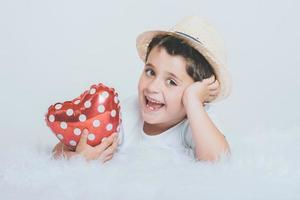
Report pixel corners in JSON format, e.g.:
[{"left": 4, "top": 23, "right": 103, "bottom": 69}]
[
  {"left": 137, "top": 34, "right": 230, "bottom": 162},
  {"left": 53, "top": 16, "right": 232, "bottom": 163}
]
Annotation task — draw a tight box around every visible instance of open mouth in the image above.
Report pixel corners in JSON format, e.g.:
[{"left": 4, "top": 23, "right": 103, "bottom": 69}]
[{"left": 145, "top": 96, "right": 165, "bottom": 112}]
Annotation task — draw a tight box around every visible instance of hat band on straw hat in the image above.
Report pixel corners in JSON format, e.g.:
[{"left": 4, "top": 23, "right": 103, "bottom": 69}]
[{"left": 174, "top": 31, "right": 203, "bottom": 45}]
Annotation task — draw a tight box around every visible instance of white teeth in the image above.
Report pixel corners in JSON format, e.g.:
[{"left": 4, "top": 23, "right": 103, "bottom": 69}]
[
  {"left": 146, "top": 104, "right": 155, "bottom": 111},
  {"left": 146, "top": 103, "right": 163, "bottom": 111},
  {"left": 146, "top": 96, "right": 163, "bottom": 104}
]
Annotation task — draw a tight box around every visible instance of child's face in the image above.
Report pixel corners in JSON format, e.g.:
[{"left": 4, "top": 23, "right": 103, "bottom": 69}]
[{"left": 138, "top": 46, "right": 194, "bottom": 127}]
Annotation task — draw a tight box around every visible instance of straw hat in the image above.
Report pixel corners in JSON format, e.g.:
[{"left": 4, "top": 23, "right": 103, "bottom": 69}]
[{"left": 136, "top": 16, "right": 232, "bottom": 103}]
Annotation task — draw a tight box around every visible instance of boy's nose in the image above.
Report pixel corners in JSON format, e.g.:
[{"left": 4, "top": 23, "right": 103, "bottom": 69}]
[{"left": 147, "top": 79, "right": 161, "bottom": 93}]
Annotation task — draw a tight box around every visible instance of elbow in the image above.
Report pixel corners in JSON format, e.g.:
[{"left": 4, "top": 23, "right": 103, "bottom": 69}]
[
  {"left": 195, "top": 153, "right": 221, "bottom": 163},
  {"left": 195, "top": 145, "right": 231, "bottom": 163}
]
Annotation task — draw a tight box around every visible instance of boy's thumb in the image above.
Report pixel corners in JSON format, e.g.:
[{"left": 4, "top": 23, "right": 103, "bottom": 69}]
[{"left": 78, "top": 129, "right": 89, "bottom": 146}]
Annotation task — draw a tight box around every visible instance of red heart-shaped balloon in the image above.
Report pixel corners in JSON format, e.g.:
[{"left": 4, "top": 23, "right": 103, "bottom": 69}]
[{"left": 45, "top": 83, "right": 121, "bottom": 149}]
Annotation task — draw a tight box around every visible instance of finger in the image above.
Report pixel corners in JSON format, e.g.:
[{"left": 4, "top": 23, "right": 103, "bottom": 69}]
[
  {"left": 98, "top": 137, "right": 118, "bottom": 160},
  {"left": 204, "top": 75, "right": 216, "bottom": 85},
  {"left": 208, "top": 79, "right": 219, "bottom": 90},
  {"left": 112, "top": 138, "right": 119, "bottom": 152},
  {"left": 62, "top": 150, "right": 79, "bottom": 160},
  {"left": 64, "top": 144, "right": 76, "bottom": 151},
  {"left": 95, "top": 134, "right": 116, "bottom": 152},
  {"left": 111, "top": 137, "right": 120, "bottom": 152},
  {"left": 52, "top": 143, "right": 76, "bottom": 159},
  {"left": 52, "top": 152, "right": 63, "bottom": 160},
  {"left": 52, "top": 142, "right": 63, "bottom": 153},
  {"left": 207, "top": 95, "right": 217, "bottom": 102},
  {"left": 100, "top": 151, "right": 114, "bottom": 159},
  {"left": 115, "top": 137, "right": 120, "bottom": 148},
  {"left": 99, "top": 141, "right": 118, "bottom": 159},
  {"left": 108, "top": 132, "right": 118, "bottom": 139},
  {"left": 78, "top": 129, "right": 89, "bottom": 147},
  {"left": 52, "top": 143, "right": 63, "bottom": 158},
  {"left": 101, "top": 138, "right": 118, "bottom": 157},
  {"left": 101, "top": 154, "right": 113, "bottom": 164},
  {"left": 209, "top": 89, "right": 219, "bottom": 96},
  {"left": 203, "top": 92, "right": 212, "bottom": 103}
]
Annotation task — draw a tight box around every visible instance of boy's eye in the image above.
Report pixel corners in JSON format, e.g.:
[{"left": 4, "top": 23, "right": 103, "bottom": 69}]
[
  {"left": 166, "top": 79, "right": 177, "bottom": 86},
  {"left": 145, "top": 68, "right": 155, "bottom": 77},
  {"left": 144, "top": 67, "right": 177, "bottom": 86}
]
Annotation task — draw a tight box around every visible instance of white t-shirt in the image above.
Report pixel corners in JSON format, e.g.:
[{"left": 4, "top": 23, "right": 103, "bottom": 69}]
[{"left": 117, "top": 95, "right": 214, "bottom": 157}]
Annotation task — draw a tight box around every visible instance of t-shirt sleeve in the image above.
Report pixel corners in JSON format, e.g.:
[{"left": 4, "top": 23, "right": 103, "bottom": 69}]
[
  {"left": 182, "top": 119, "right": 195, "bottom": 150},
  {"left": 115, "top": 94, "right": 141, "bottom": 151}
]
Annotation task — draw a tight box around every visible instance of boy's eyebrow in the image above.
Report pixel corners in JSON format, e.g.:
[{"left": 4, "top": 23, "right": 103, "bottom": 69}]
[{"left": 145, "top": 62, "right": 183, "bottom": 83}]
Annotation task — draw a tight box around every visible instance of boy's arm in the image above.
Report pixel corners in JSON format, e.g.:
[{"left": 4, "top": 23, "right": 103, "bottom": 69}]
[
  {"left": 183, "top": 76, "right": 230, "bottom": 162},
  {"left": 183, "top": 97, "right": 230, "bottom": 162}
]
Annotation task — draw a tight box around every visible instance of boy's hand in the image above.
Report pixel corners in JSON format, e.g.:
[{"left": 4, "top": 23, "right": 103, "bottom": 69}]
[
  {"left": 183, "top": 75, "right": 220, "bottom": 106},
  {"left": 52, "top": 129, "right": 119, "bottom": 163},
  {"left": 76, "top": 129, "right": 119, "bottom": 163},
  {"left": 52, "top": 141, "right": 78, "bottom": 159}
]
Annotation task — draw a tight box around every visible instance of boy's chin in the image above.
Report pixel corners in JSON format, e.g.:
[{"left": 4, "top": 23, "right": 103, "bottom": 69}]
[{"left": 142, "top": 114, "right": 162, "bottom": 124}]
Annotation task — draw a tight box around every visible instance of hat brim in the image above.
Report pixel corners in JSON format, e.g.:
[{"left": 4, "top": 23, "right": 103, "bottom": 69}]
[{"left": 136, "top": 30, "right": 232, "bottom": 103}]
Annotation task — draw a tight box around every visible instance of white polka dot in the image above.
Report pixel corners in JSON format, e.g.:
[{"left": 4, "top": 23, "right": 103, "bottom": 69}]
[
  {"left": 79, "top": 114, "right": 86, "bottom": 122},
  {"left": 102, "top": 91, "right": 109, "bottom": 98},
  {"left": 57, "top": 134, "right": 63, "bottom": 140},
  {"left": 114, "top": 96, "right": 119, "bottom": 104},
  {"left": 110, "top": 110, "right": 116, "bottom": 117},
  {"left": 73, "top": 128, "right": 81, "bottom": 136},
  {"left": 93, "top": 119, "right": 101, "bottom": 127},
  {"left": 90, "top": 88, "right": 96, "bottom": 94},
  {"left": 74, "top": 99, "right": 80, "bottom": 105},
  {"left": 55, "top": 104, "right": 62, "bottom": 110},
  {"left": 98, "top": 105, "right": 105, "bottom": 113},
  {"left": 84, "top": 100, "right": 91, "bottom": 108},
  {"left": 48, "top": 115, "right": 55, "bottom": 122},
  {"left": 69, "top": 140, "right": 77, "bottom": 146},
  {"left": 66, "top": 109, "right": 74, "bottom": 116},
  {"left": 60, "top": 122, "right": 67, "bottom": 129},
  {"left": 98, "top": 93, "right": 107, "bottom": 103},
  {"left": 88, "top": 133, "right": 95, "bottom": 141},
  {"left": 106, "top": 123, "right": 113, "bottom": 131}
]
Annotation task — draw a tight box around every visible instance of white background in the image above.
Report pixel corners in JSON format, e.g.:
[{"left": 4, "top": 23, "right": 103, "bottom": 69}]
[
  {"left": 1, "top": 1, "right": 300, "bottom": 199},
  {"left": 0, "top": 0, "right": 299, "bottom": 144}
]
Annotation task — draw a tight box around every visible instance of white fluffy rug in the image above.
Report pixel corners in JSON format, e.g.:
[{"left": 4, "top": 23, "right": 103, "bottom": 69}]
[{"left": 0, "top": 126, "right": 299, "bottom": 200}]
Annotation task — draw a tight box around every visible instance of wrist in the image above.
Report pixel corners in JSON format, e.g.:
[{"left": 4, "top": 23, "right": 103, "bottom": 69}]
[
  {"left": 183, "top": 89, "right": 204, "bottom": 107},
  {"left": 183, "top": 94, "right": 205, "bottom": 114}
]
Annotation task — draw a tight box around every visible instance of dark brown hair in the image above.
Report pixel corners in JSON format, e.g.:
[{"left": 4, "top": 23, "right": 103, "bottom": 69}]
[{"left": 145, "top": 34, "right": 215, "bottom": 81}]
